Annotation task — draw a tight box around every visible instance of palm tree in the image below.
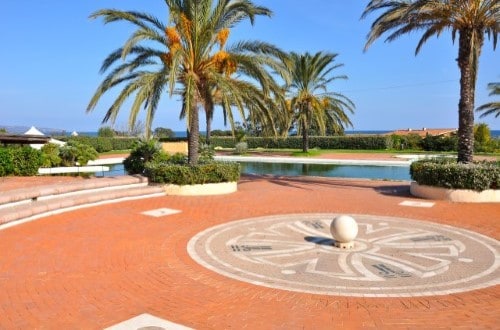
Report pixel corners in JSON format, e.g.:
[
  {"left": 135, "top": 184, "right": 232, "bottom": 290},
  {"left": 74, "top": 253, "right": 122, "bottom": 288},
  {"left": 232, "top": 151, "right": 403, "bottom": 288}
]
[
  {"left": 87, "top": 0, "right": 286, "bottom": 165},
  {"left": 362, "top": 0, "right": 499, "bottom": 163},
  {"left": 476, "top": 82, "right": 500, "bottom": 118},
  {"left": 285, "top": 51, "right": 355, "bottom": 152}
]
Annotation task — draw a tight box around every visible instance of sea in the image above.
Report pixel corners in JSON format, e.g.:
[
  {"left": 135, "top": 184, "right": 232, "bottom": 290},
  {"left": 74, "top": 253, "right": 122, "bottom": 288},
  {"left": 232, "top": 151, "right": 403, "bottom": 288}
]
[{"left": 2, "top": 125, "right": 499, "bottom": 138}]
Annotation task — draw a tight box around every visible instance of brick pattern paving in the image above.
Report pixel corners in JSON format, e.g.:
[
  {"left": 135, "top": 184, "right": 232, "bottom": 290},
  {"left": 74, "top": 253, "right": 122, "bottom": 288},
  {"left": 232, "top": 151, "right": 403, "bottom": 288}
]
[{"left": 0, "top": 175, "right": 499, "bottom": 329}]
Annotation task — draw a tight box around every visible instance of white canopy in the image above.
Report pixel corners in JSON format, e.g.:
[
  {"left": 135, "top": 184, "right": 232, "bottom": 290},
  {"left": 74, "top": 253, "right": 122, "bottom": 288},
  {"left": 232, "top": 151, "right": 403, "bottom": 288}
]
[
  {"left": 24, "top": 126, "right": 65, "bottom": 149},
  {"left": 24, "top": 126, "right": 44, "bottom": 136}
]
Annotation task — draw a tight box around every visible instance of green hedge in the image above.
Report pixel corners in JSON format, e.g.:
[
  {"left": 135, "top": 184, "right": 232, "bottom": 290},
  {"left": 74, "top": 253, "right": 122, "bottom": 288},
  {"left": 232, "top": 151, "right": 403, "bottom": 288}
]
[
  {"left": 58, "top": 136, "right": 138, "bottom": 152},
  {"left": 410, "top": 159, "right": 499, "bottom": 191},
  {"left": 209, "top": 136, "right": 388, "bottom": 150},
  {"left": 0, "top": 146, "right": 42, "bottom": 176},
  {"left": 145, "top": 162, "right": 241, "bottom": 185}
]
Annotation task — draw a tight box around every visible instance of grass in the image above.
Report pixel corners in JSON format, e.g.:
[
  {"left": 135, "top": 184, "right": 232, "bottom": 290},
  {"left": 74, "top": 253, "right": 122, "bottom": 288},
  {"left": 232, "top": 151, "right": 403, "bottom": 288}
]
[
  {"left": 291, "top": 150, "right": 322, "bottom": 157},
  {"left": 98, "top": 149, "right": 131, "bottom": 155}
]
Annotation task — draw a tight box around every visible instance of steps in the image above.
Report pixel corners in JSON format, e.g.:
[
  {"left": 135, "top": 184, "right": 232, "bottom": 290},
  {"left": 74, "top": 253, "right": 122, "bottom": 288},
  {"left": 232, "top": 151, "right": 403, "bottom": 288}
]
[{"left": 0, "top": 175, "right": 165, "bottom": 227}]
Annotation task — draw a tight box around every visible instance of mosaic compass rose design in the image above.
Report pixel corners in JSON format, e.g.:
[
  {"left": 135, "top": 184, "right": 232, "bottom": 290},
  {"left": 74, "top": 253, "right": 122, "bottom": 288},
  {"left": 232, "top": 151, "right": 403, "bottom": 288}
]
[{"left": 187, "top": 214, "right": 500, "bottom": 297}]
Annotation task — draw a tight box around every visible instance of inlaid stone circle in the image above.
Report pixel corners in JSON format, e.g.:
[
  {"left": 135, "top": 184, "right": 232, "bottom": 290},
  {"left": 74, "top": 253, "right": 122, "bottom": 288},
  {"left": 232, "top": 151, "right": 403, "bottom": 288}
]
[{"left": 187, "top": 213, "right": 500, "bottom": 297}]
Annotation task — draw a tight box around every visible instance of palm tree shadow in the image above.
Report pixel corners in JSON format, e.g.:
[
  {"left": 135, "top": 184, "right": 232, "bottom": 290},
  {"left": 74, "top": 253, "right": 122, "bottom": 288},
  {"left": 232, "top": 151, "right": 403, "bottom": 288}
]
[{"left": 239, "top": 174, "right": 412, "bottom": 198}]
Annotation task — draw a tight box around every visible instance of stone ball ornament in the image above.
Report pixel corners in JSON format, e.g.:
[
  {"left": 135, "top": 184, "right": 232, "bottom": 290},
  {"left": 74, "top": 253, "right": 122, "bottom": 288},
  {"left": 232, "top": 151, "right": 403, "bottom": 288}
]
[{"left": 330, "top": 215, "right": 358, "bottom": 249}]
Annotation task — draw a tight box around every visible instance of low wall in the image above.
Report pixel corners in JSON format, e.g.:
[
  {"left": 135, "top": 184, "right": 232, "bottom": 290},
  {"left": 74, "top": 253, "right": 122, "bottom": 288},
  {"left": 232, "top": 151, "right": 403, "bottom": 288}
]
[
  {"left": 410, "top": 182, "right": 500, "bottom": 203},
  {"left": 162, "top": 181, "right": 237, "bottom": 196},
  {"left": 161, "top": 142, "right": 188, "bottom": 154}
]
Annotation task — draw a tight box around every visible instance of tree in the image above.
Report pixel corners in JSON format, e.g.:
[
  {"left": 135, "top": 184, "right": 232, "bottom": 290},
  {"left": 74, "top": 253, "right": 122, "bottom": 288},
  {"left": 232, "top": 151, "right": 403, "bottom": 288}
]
[
  {"left": 88, "top": 0, "right": 286, "bottom": 165},
  {"left": 474, "top": 122, "right": 491, "bottom": 144},
  {"left": 97, "top": 126, "right": 115, "bottom": 137},
  {"left": 476, "top": 82, "right": 500, "bottom": 118},
  {"left": 153, "top": 127, "right": 175, "bottom": 139},
  {"left": 284, "top": 51, "right": 354, "bottom": 152},
  {"left": 362, "top": 0, "right": 499, "bottom": 163}
]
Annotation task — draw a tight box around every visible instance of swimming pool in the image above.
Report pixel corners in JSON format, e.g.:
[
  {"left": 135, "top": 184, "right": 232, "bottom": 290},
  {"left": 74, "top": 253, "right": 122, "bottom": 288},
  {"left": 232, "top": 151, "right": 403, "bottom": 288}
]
[
  {"left": 239, "top": 162, "right": 410, "bottom": 181},
  {"left": 100, "top": 161, "right": 411, "bottom": 181}
]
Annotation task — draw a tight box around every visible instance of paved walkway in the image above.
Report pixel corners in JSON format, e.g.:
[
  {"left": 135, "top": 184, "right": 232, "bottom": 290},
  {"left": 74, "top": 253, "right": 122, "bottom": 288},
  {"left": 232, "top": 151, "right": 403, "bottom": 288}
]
[{"left": 0, "top": 174, "right": 499, "bottom": 329}]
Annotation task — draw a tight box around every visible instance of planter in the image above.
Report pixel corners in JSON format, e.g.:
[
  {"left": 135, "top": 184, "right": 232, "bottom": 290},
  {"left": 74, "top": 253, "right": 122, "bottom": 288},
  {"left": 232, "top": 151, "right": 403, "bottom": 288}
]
[
  {"left": 162, "top": 181, "right": 237, "bottom": 196},
  {"left": 410, "top": 181, "right": 500, "bottom": 203}
]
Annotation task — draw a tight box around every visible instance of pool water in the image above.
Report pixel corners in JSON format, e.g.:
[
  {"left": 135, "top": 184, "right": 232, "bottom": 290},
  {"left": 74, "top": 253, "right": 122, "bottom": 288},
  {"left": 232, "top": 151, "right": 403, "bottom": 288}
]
[
  {"left": 239, "top": 162, "right": 411, "bottom": 181},
  {"left": 98, "top": 162, "right": 411, "bottom": 181}
]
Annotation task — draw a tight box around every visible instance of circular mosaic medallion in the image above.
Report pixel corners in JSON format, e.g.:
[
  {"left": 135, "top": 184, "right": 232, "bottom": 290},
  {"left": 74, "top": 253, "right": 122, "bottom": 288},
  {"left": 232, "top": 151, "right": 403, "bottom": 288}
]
[{"left": 187, "top": 214, "right": 500, "bottom": 297}]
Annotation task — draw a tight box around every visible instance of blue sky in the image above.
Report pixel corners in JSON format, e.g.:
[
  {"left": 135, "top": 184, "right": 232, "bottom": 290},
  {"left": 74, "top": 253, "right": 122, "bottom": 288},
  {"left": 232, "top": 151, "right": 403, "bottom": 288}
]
[{"left": 1, "top": 0, "right": 498, "bottom": 133}]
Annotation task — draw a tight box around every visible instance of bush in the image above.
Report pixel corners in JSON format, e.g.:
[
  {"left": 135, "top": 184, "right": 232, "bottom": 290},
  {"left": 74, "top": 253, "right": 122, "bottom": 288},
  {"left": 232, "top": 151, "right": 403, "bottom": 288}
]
[
  {"left": 234, "top": 142, "right": 248, "bottom": 154},
  {"left": 65, "top": 136, "right": 137, "bottom": 152},
  {"left": 60, "top": 141, "right": 98, "bottom": 166},
  {"left": 410, "top": 159, "right": 499, "bottom": 191},
  {"left": 198, "top": 143, "right": 215, "bottom": 163},
  {"left": 123, "top": 139, "right": 167, "bottom": 174},
  {"left": 0, "top": 148, "right": 14, "bottom": 176},
  {"left": 153, "top": 127, "right": 175, "bottom": 139},
  {"left": 40, "top": 143, "right": 62, "bottom": 167},
  {"left": 210, "top": 136, "right": 388, "bottom": 150},
  {"left": 421, "top": 135, "right": 457, "bottom": 151},
  {"left": 145, "top": 161, "right": 240, "bottom": 185},
  {"left": 98, "top": 126, "right": 115, "bottom": 137},
  {"left": 0, "top": 146, "right": 42, "bottom": 176}
]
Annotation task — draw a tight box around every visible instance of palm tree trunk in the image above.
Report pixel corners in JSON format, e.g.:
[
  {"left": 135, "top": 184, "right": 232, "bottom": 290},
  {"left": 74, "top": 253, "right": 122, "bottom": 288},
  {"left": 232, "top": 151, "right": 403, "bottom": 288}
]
[
  {"left": 456, "top": 29, "right": 477, "bottom": 164},
  {"left": 302, "top": 119, "right": 309, "bottom": 153},
  {"left": 188, "top": 104, "right": 200, "bottom": 165},
  {"left": 206, "top": 113, "right": 212, "bottom": 145}
]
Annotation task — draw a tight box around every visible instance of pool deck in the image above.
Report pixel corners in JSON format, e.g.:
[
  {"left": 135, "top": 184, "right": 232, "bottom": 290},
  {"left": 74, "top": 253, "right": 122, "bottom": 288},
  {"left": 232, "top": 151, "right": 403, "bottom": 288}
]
[{"left": 0, "top": 153, "right": 499, "bottom": 329}]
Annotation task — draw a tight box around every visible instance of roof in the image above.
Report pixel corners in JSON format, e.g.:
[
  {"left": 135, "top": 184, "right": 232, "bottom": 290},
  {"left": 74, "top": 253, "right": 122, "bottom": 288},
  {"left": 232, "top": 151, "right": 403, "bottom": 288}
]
[
  {"left": 24, "top": 126, "right": 45, "bottom": 136},
  {"left": 385, "top": 128, "right": 457, "bottom": 137},
  {"left": 0, "top": 134, "right": 50, "bottom": 145}
]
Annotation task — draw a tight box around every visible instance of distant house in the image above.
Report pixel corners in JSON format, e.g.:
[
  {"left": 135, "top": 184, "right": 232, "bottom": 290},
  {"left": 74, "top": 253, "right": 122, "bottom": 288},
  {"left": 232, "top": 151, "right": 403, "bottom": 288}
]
[{"left": 385, "top": 128, "right": 457, "bottom": 138}]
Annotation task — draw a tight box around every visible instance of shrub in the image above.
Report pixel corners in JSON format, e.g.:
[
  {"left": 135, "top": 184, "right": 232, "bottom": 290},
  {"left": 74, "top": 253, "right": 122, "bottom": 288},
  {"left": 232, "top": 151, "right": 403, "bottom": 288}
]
[
  {"left": 0, "top": 148, "right": 14, "bottom": 176},
  {"left": 40, "top": 143, "right": 62, "bottom": 167},
  {"left": 234, "top": 142, "right": 248, "bottom": 155},
  {"left": 410, "top": 159, "right": 499, "bottom": 191},
  {"left": 60, "top": 141, "right": 98, "bottom": 166},
  {"left": 153, "top": 127, "right": 175, "bottom": 139},
  {"left": 210, "top": 136, "right": 388, "bottom": 150},
  {"left": 123, "top": 139, "right": 167, "bottom": 174},
  {"left": 421, "top": 135, "right": 457, "bottom": 151},
  {"left": 93, "top": 137, "right": 113, "bottom": 152},
  {"left": 198, "top": 143, "right": 215, "bottom": 163},
  {"left": 387, "top": 134, "right": 424, "bottom": 150},
  {"left": 12, "top": 147, "right": 42, "bottom": 176},
  {"left": 98, "top": 126, "right": 115, "bottom": 137},
  {"left": 111, "top": 137, "right": 137, "bottom": 151},
  {"left": 145, "top": 161, "right": 240, "bottom": 185},
  {"left": 0, "top": 147, "right": 43, "bottom": 176},
  {"left": 66, "top": 136, "right": 137, "bottom": 152}
]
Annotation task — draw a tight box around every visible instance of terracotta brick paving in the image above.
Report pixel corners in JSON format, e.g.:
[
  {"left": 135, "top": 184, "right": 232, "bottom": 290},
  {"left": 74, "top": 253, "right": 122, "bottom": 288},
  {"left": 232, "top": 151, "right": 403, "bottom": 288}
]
[{"left": 0, "top": 174, "right": 499, "bottom": 329}]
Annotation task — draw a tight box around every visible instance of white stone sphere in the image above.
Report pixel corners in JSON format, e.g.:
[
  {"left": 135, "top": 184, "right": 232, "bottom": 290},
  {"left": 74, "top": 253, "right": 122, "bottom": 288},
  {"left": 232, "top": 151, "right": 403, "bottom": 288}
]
[{"left": 330, "top": 215, "right": 358, "bottom": 243}]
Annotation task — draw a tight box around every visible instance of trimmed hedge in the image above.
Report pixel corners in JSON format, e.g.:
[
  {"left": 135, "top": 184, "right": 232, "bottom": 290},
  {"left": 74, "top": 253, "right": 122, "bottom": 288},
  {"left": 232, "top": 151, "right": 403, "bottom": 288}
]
[
  {"left": 0, "top": 146, "right": 42, "bottom": 176},
  {"left": 410, "top": 159, "right": 499, "bottom": 191},
  {"left": 58, "top": 136, "right": 138, "bottom": 152},
  {"left": 209, "top": 136, "right": 388, "bottom": 150},
  {"left": 145, "top": 162, "right": 241, "bottom": 185}
]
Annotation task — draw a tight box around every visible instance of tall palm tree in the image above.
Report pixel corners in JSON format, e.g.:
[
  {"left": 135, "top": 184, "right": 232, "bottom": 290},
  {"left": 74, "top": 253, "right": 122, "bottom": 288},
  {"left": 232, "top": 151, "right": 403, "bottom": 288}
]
[
  {"left": 285, "top": 51, "right": 355, "bottom": 152},
  {"left": 476, "top": 82, "right": 500, "bottom": 118},
  {"left": 87, "top": 0, "right": 286, "bottom": 165},
  {"left": 362, "top": 0, "right": 499, "bottom": 163}
]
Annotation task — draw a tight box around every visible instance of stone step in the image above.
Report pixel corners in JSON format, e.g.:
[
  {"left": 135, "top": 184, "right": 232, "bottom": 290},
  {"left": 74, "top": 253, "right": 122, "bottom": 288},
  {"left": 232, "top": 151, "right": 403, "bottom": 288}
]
[
  {"left": 0, "top": 175, "right": 149, "bottom": 207},
  {"left": 0, "top": 178, "right": 165, "bottom": 227}
]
